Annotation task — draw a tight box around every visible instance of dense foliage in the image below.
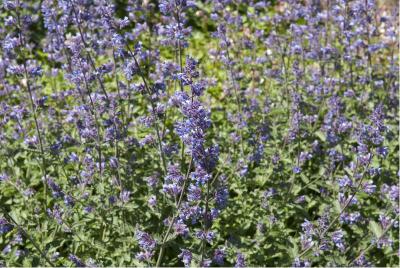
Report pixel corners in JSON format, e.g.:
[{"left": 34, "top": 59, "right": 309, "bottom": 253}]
[{"left": 0, "top": 0, "right": 399, "bottom": 267}]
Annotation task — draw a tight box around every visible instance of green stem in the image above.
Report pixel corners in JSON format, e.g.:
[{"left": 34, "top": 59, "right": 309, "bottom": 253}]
[
  {"left": 297, "top": 158, "right": 370, "bottom": 259},
  {"left": 1, "top": 208, "right": 55, "bottom": 266},
  {"left": 200, "top": 179, "right": 211, "bottom": 263},
  {"left": 348, "top": 221, "right": 395, "bottom": 265},
  {"left": 156, "top": 157, "right": 193, "bottom": 267},
  {"left": 126, "top": 45, "right": 167, "bottom": 175}
]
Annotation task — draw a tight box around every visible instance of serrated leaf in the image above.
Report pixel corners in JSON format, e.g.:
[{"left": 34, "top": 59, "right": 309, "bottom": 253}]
[
  {"left": 369, "top": 220, "right": 383, "bottom": 238},
  {"left": 315, "top": 131, "right": 326, "bottom": 142},
  {"left": 333, "top": 200, "right": 341, "bottom": 213}
]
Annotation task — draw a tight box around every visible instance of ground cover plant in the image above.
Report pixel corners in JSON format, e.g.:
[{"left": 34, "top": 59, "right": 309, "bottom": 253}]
[{"left": 0, "top": 0, "right": 399, "bottom": 267}]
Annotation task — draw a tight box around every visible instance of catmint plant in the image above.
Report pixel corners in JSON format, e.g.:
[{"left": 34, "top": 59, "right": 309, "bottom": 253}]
[{"left": 0, "top": 0, "right": 398, "bottom": 267}]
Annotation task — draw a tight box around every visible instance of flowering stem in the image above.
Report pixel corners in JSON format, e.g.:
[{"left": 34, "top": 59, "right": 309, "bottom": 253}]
[
  {"left": 125, "top": 45, "right": 167, "bottom": 175},
  {"left": 1, "top": 208, "right": 55, "bottom": 266},
  {"left": 200, "top": 179, "right": 211, "bottom": 264},
  {"left": 14, "top": 3, "right": 48, "bottom": 218},
  {"left": 156, "top": 157, "right": 193, "bottom": 267},
  {"left": 297, "top": 159, "right": 370, "bottom": 259},
  {"left": 348, "top": 220, "right": 395, "bottom": 265},
  {"left": 225, "top": 48, "right": 245, "bottom": 156},
  {"left": 286, "top": 136, "right": 301, "bottom": 201},
  {"left": 78, "top": 61, "right": 104, "bottom": 177},
  {"left": 70, "top": 2, "right": 109, "bottom": 101}
]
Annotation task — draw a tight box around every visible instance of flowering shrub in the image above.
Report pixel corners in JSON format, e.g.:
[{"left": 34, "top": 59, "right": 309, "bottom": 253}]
[{"left": 0, "top": 0, "right": 398, "bottom": 267}]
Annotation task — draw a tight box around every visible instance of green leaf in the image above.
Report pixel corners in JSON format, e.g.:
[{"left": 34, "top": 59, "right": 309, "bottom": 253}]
[
  {"left": 23, "top": 258, "right": 32, "bottom": 267},
  {"left": 369, "top": 221, "right": 383, "bottom": 238},
  {"left": 315, "top": 131, "right": 326, "bottom": 142},
  {"left": 332, "top": 200, "right": 341, "bottom": 213}
]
